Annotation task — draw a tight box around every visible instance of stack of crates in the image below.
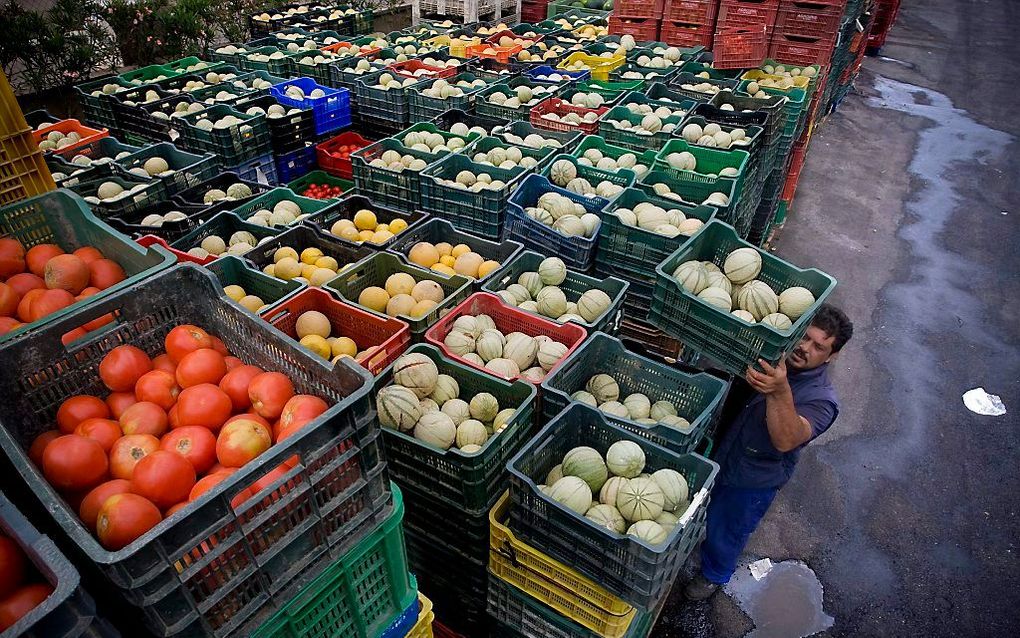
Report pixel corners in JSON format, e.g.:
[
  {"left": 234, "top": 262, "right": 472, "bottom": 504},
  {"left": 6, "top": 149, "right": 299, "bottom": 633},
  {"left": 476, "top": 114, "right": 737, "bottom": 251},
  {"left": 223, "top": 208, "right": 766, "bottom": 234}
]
[
  {"left": 0, "top": 262, "right": 429, "bottom": 637},
  {"left": 661, "top": 0, "right": 720, "bottom": 48},
  {"left": 769, "top": 0, "right": 847, "bottom": 66},
  {"left": 867, "top": 0, "right": 901, "bottom": 54},
  {"left": 712, "top": 0, "right": 779, "bottom": 68},
  {"left": 373, "top": 343, "right": 539, "bottom": 636},
  {"left": 0, "top": 71, "right": 56, "bottom": 206},
  {"left": 488, "top": 403, "right": 720, "bottom": 638},
  {"left": 608, "top": 0, "right": 664, "bottom": 44},
  {"left": 521, "top": 0, "right": 549, "bottom": 23}
]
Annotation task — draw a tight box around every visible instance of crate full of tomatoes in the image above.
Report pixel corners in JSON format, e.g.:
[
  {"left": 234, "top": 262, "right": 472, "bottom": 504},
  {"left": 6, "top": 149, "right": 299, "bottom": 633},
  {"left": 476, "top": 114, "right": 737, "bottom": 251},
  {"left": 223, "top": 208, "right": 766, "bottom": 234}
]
[{"left": 0, "top": 264, "right": 391, "bottom": 637}]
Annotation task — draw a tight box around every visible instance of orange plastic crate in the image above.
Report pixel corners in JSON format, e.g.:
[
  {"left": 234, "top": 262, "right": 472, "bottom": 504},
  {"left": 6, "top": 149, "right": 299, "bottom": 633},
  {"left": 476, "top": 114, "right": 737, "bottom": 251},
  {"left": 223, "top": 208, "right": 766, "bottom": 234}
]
[
  {"left": 31, "top": 120, "right": 109, "bottom": 157},
  {"left": 465, "top": 43, "right": 524, "bottom": 65}
]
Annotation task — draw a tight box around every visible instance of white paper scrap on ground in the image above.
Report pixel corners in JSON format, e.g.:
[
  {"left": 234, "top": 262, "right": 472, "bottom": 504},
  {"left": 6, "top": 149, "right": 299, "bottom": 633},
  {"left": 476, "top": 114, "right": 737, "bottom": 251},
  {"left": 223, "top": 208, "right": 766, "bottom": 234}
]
[
  {"left": 963, "top": 388, "right": 1006, "bottom": 416},
  {"left": 749, "top": 558, "right": 773, "bottom": 581}
]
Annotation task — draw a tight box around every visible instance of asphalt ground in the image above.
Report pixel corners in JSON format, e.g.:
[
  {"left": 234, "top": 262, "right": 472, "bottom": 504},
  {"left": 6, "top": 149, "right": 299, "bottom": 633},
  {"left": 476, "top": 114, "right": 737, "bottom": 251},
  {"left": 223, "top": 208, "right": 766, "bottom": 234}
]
[{"left": 654, "top": 0, "right": 1020, "bottom": 635}]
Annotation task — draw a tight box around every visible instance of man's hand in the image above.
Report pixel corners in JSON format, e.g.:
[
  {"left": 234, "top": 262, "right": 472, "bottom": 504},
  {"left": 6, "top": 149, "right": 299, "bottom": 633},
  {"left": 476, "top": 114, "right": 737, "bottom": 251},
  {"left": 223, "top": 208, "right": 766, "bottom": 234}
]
[{"left": 745, "top": 358, "right": 790, "bottom": 396}]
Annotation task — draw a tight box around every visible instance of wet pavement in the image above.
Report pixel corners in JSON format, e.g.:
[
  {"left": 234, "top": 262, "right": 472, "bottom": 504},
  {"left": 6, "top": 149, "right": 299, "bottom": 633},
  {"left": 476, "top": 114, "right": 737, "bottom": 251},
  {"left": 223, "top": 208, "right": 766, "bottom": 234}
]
[{"left": 654, "top": 0, "right": 1020, "bottom": 635}]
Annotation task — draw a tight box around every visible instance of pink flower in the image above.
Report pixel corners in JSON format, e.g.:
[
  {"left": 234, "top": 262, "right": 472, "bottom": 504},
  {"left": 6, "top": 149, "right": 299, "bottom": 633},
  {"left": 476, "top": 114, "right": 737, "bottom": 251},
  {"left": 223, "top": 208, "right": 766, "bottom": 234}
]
[
  {"left": 146, "top": 35, "right": 152, "bottom": 41},
  {"left": 156, "top": 39, "right": 162, "bottom": 45}
]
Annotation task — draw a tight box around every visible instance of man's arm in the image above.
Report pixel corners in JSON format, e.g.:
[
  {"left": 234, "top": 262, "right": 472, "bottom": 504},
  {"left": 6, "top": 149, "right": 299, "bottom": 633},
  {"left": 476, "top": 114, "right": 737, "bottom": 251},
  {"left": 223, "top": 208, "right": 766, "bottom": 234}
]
[{"left": 746, "top": 359, "right": 813, "bottom": 453}]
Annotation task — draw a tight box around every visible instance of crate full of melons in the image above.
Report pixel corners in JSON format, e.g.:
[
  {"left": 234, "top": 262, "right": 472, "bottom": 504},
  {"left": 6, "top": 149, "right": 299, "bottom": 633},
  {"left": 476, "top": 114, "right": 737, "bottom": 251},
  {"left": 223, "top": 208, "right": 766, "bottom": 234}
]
[
  {"left": 507, "top": 402, "right": 719, "bottom": 607},
  {"left": 375, "top": 344, "right": 537, "bottom": 512},
  {"left": 649, "top": 220, "right": 836, "bottom": 376}
]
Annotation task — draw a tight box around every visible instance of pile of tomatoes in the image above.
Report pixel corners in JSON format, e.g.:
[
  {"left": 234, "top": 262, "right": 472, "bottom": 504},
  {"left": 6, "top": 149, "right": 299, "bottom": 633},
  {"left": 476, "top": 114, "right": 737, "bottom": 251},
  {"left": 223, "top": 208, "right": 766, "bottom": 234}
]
[
  {"left": 0, "top": 533, "right": 53, "bottom": 631},
  {"left": 28, "top": 324, "right": 331, "bottom": 551},
  {"left": 299, "top": 182, "right": 347, "bottom": 200},
  {"left": 0, "top": 238, "right": 127, "bottom": 339}
]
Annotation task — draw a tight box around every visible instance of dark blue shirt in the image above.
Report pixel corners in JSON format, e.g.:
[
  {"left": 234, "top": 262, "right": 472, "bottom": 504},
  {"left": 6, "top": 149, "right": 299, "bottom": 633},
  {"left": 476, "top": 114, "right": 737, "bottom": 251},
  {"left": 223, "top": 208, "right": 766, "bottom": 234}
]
[{"left": 716, "top": 363, "right": 839, "bottom": 489}]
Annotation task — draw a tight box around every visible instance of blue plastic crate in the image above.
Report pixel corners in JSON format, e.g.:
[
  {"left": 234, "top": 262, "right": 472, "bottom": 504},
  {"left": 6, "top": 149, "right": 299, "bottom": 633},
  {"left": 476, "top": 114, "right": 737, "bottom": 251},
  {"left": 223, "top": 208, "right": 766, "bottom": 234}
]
[
  {"left": 503, "top": 174, "right": 606, "bottom": 271},
  {"left": 379, "top": 586, "right": 421, "bottom": 638},
  {"left": 270, "top": 77, "right": 352, "bottom": 136},
  {"left": 275, "top": 145, "right": 318, "bottom": 184},
  {"left": 227, "top": 153, "right": 279, "bottom": 185},
  {"left": 524, "top": 65, "right": 590, "bottom": 83}
]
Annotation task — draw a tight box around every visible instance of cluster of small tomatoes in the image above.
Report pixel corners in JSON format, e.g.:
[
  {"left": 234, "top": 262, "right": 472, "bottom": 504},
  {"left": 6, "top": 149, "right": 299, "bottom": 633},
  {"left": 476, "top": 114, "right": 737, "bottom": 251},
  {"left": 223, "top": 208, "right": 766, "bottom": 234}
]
[
  {"left": 0, "top": 238, "right": 127, "bottom": 338},
  {"left": 298, "top": 182, "right": 348, "bottom": 200},
  {"left": 28, "top": 324, "right": 331, "bottom": 551},
  {"left": 0, "top": 533, "right": 53, "bottom": 631}
]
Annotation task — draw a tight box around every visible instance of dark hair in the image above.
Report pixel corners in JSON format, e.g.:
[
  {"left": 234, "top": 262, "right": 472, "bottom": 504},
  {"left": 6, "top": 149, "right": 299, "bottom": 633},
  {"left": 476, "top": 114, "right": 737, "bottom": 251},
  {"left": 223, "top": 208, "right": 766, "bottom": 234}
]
[{"left": 811, "top": 304, "right": 853, "bottom": 353}]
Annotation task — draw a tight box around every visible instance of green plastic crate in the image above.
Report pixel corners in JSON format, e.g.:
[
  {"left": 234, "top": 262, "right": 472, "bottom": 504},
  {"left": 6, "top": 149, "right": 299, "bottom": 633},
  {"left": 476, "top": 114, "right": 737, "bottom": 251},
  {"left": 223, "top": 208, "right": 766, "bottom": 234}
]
[
  {"left": 407, "top": 72, "right": 495, "bottom": 122},
  {"left": 738, "top": 82, "right": 806, "bottom": 141},
  {"left": 0, "top": 190, "right": 175, "bottom": 344},
  {"left": 376, "top": 344, "right": 537, "bottom": 513},
  {"left": 66, "top": 173, "right": 168, "bottom": 218},
  {"left": 224, "top": 187, "right": 331, "bottom": 226},
  {"left": 540, "top": 332, "right": 727, "bottom": 453},
  {"left": 466, "top": 136, "right": 559, "bottom": 173},
  {"left": 638, "top": 170, "right": 737, "bottom": 222},
  {"left": 598, "top": 106, "right": 684, "bottom": 153},
  {"left": 287, "top": 169, "right": 354, "bottom": 200},
  {"left": 569, "top": 137, "right": 658, "bottom": 175},
  {"left": 177, "top": 104, "right": 271, "bottom": 166},
  {"left": 649, "top": 220, "right": 836, "bottom": 376},
  {"left": 351, "top": 139, "right": 444, "bottom": 212},
  {"left": 539, "top": 153, "right": 636, "bottom": 206},
  {"left": 615, "top": 90, "right": 696, "bottom": 119},
  {"left": 170, "top": 211, "right": 281, "bottom": 256},
  {"left": 481, "top": 250, "right": 629, "bottom": 335},
  {"left": 396, "top": 122, "right": 483, "bottom": 153},
  {"left": 251, "top": 484, "right": 415, "bottom": 638},
  {"left": 609, "top": 63, "right": 680, "bottom": 86},
  {"left": 204, "top": 254, "right": 306, "bottom": 315},
  {"left": 570, "top": 79, "right": 642, "bottom": 105},
  {"left": 325, "top": 252, "right": 472, "bottom": 336},
  {"left": 653, "top": 139, "right": 750, "bottom": 195},
  {"left": 497, "top": 121, "right": 584, "bottom": 154},
  {"left": 475, "top": 78, "right": 563, "bottom": 123},
  {"left": 419, "top": 154, "right": 535, "bottom": 240},
  {"left": 115, "top": 142, "right": 219, "bottom": 197},
  {"left": 596, "top": 186, "right": 717, "bottom": 288}
]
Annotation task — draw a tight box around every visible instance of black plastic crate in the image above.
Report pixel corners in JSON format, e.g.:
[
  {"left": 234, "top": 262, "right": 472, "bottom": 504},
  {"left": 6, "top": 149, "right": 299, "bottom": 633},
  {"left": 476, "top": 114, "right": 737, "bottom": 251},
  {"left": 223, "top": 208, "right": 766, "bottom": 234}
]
[
  {"left": 172, "top": 172, "right": 275, "bottom": 210},
  {"left": 0, "top": 264, "right": 391, "bottom": 637},
  {"left": 176, "top": 104, "right": 272, "bottom": 166},
  {"left": 0, "top": 493, "right": 120, "bottom": 638},
  {"left": 114, "top": 142, "right": 219, "bottom": 197},
  {"left": 241, "top": 224, "right": 375, "bottom": 282},
  {"left": 303, "top": 193, "right": 429, "bottom": 250},
  {"left": 507, "top": 403, "right": 719, "bottom": 607},
  {"left": 429, "top": 108, "right": 510, "bottom": 136},
  {"left": 233, "top": 95, "right": 317, "bottom": 156},
  {"left": 106, "top": 199, "right": 210, "bottom": 243},
  {"left": 126, "top": 94, "right": 199, "bottom": 142}
]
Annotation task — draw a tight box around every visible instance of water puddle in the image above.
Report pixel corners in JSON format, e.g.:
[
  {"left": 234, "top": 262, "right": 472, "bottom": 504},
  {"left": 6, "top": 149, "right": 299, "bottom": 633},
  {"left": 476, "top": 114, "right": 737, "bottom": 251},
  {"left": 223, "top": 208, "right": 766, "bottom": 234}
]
[{"left": 725, "top": 560, "right": 833, "bottom": 638}]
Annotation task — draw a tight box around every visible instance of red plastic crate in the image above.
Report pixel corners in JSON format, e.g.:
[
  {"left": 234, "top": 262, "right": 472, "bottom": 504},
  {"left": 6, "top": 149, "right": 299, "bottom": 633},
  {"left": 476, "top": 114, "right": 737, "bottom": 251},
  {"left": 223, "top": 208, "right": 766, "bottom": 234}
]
[
  {"left": 389, "top": 60, "right": 457, "bottom": 80},
  {"left": 768, "top": 32, "right": 835, "bottom": 65},
  {"left": 664, "top": 0, "right": 719, "bottom": 24},
  {"left": 774, "top": 2, "right": 842, "bottom": 39},
  {"left": 424, "top": 292, "right": 588, "bottom": 385},
  {"left": 530, "top": 98, "right": 608, "bottom": 135},
  {"left": 612, "top": 0, "right": 666, "bottom": 19},
  {"left": 608, "top": 16, "right": 663, "bottom": 43},
  {"left": 521, "top": 1, "right": 550, "bottom": 25},
  {"left": 262, "top": 287, "right": 411, "bottom": 376},
  {"left": 486, "top": 29, "right": 546, "bottom": 46},
  {"left": 717, "top": 0, "right": 780, "bottom": 29},
  {"left": 713, "top": 24, "right": 770, "bottom": 68},
  {"left": 317, "top": 131, "right": 371, "bottom": 180},
  {"left": 32, "top": 119, "right": 108, "bottom": 157},
  {"left": 661, "top": 20, "right": 715, "bottom": 47},
  {"left": 136, "top": 234, "right": 212, "bottom": 265},
  {"left": 781, "top": 138, "right": 808, "bottom": 201}
]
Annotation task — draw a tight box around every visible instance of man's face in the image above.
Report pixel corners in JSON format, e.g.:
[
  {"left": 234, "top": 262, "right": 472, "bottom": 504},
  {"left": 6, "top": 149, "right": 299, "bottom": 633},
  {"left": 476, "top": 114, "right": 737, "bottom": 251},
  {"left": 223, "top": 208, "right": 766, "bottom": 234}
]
[{"left": 787, "top": 326, "right": 836, "bottom": 370}]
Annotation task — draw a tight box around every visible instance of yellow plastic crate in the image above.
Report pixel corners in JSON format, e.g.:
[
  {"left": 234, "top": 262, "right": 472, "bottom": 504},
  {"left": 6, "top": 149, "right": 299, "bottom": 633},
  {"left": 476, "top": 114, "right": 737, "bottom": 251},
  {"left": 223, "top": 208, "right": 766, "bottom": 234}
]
[
  {"left": 0, "top": 72, "right": 56, "bottom": 205},
  {"left": 0, "top": 70, "right": 30, "bottom": 136},
  {"left": 557, "top": 52, "right": 624, "bottom": 81},
  {"left": 424, "top": 34, "right": 452, "bottom": 49},
  {"left": 407, "top": 592, "right": 434, "bottom": 638},
  {"left": 740, "top": 69, "right": 811, "bottom": 91},
  {"left": 488, "top": 492, "right": 637, "bottom": 638},
  {"left": 449, "top": 37, "right": 482, "bottom": 58}
]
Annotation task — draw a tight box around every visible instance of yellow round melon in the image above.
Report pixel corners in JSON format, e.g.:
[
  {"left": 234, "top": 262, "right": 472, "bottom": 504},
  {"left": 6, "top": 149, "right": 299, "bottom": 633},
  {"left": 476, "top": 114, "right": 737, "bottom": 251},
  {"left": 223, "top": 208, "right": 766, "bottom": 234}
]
[
  {"left": 385, "top": 272, "right": 417, "bottom": 297},
  {"left": 300, "top": 248, "right": 323, "bottom": 265},
  {"left": 296, "top": 310, "right": 331, "bottom": 338},
  {"left": 387, "top": 294, "right": 417, "bottom": 316},
  {"left": 411, "top": 299, "right": 437, "bottom": 317},
  {"left": 390, "top": 218, "right": 408, "bottom": 233},
  {"left": 239, "top": 295, "right": 265, "bottom": 313},
  {"left": 409, "top": 242, "right": 441, "bottom": 267},
  {"left": 359, "top": 286, "right": 390, "bottom": 312},
  {"left": 275, "top": 257, "right": 302, "bottom": 280},
  {"left": 451, "top": 243, "right": 471, "bottom": 258},
  {"left": 331, "top": 336, "right": 358, "bottom": 358},
  {"left": 454, "top": 252, "right": 483, "bottom": 278},
  {"left": 274, "top": 246, "right": 298, "bottom": 263},
  {"left": 432, "top": 263, "right": 456, "bottom": 276},
  {"left": 372, "top": 230, "right": 395, "bottom": 244},
  {"left": 224, "top": 285, "right": 246, "bottom": 301},
  {"left": 315, "top": 256, "right": 339, "bottom": 271},
  {"left": 340, "top": 226, "right": 361, "bottom": 242},
  {"left": 354, "top": 209, "right": 377, "bottom": 230},
  {"left": 412, "top": 279, "right": 444, "bottom": 303},
  {"left": 435, "top": 242, "right": 453, "bottom": 257},
  {"left": 300, "top": 264, "right": 317, "bottom": 280},
  {"left": 440, "top": 255, "right": 456, "bottom": 268},
  {"left": 310, "top": 268, "right": 337, "bottom": 287},
  {"left": 477, "top": 260, "right": 501, "bottom": 278},
  {"left": 358, "top": 229, "right": 375, "bottom": 242},
  {"left": 300, "top": 335, "right": 332, "bottom": 359}
]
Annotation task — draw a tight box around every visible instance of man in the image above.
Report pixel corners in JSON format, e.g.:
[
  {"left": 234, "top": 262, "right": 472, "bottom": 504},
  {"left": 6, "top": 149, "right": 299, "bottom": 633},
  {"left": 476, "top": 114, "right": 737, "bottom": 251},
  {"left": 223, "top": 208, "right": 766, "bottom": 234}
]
[{"left": 685, "top": 304, "right": 854, "bottom": 600}]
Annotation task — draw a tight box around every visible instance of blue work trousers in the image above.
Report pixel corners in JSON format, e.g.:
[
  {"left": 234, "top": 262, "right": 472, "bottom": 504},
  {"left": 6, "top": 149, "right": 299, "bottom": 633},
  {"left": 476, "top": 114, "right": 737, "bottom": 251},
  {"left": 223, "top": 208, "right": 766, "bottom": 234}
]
[{"left": 700, "top": 484, "right": 779, "bottom": 585}]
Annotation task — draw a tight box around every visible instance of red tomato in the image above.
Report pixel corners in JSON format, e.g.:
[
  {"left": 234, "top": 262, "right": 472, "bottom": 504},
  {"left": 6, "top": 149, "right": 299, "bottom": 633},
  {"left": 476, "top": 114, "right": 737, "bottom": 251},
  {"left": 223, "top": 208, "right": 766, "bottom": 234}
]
[
  {"left": 277, "top": 395, "right": 328, "bottom": 438},
  {"left": 225, "top": 412, "right": 271, "bottom": 428},
  {"left": 130, "top": 450, "right": 196, "bottom": 510},
  {"left": 165, "top": 502, "right": 189, "bottom": 517},
  {"left": 0, "top": 535, "right": 25, "bottom": 599},
  {"left": 73, "top": 246, "right": 104, "bottom": 265},
  {"left": 27, "top": 430, "right": 59, "bottom": 467},
  {"left": 25, "top": 243, "right": 63, "bottom": 277},
  {"left": 160, "top": 426, "right": 217, "bottom": 475},
  {"left": 175, "top": 384, "right": 233, "bottom": 432},
  {"left": 249, "top": 463, "right": 290, "bottom": 496},
  {"left": 42, "top": 435, "right": 108, "bottom": 492},
  {"left": 56, "top": 395, "right": 110, "bottom": 434},
  {"left": 152, "top": 353, "right": 176, "bottom": 375},
  {"left": 0, "top": 238, "right": 26, "bottom": 279},
  {"left": 219, "top": 364, "right": 263, "bottom": 412},
  {"left": 95, "top": 493, "right": 162, "bottom": 550},
  {"left": 109, "top": 434, "right": 160, "bottom": 480},
  {"left": 119, "top": 401, "right": 168, "bottom": 437},
  {"left": 30, "top": 289, "right": 74, "bottom": 321},
  {"left": 87, "top": 259, "right": 126, "bottom": 289},
  {"left": 61, "top": 327, "right": 88, "bottom": 346},
  {"left": 0, "top": 583, "right": 54, "bottom": 631},
  {"left": 209, "top": 336, "right": 228, "bottom": 356},
  {"left": 248, "top": 372, "right": 295, "bottom": 419},
  {"left": 175, "top": 348, "right": 228, "bottom": 388},
  {"left": 74, "top": 418, "right": 122, "bottom": 453},
  {"left": 105, "top": 391, "right": 137, "bottom": 419},
  {"left": 0, "top": 317, "right": 22, "bottom": 336},
  {"left": 79, "top": 479, "right": 132, "bottom": 532},
  {"left": 134, "top": 370, "right": 180, "bottom": 410},
  {"left": 165, "top": 324, "right": 213, "bottom": 364},
  {"left": 0, "top": 283, "right": 18, "bottom": 318},
  {"left": 216, "top": 418, "right": 272, "bottom": 468},
  {"left": 5, "top": 273, "right": 44, "bottom": 297},
  {"left": 99, "top": 345, "right": 153, "bottom": 392},
  {"left": 224, "top": 356, "right": 243, "bottom": 370}
]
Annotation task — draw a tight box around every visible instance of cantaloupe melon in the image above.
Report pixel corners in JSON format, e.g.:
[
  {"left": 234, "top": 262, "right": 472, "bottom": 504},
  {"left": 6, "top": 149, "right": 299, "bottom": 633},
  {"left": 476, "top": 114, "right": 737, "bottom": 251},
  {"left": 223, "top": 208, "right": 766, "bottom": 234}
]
[
  {"left": 548, "top": 476, "right": 593, "bottom": 515},
  {"left": 414, "top": 411, "right": 457, "bottom": 450},
  {"left": 393, "top": 352, "right": 439, "bottom": 398},
  {"left": 562, "top": 446, "right": 609, "bottom": 492},
  {"left": 616, "top": 476, "right": 665, "bottom": 522},
  {"left": 469, "top": 392, "right": 499, "bottom": 422},
  {"left": 673, "top": 260, "right": 709, "bottom": 294},
  {"left": 737, "top": 280, "right": 779, "bottom": 321},
  {"left": 577, "top": 289, "right": 611, "bottom": 322},
  {"left": 651, "top": 468, "right": 689, "bottom": 512},
  {"left": 606, "top": 440, "right": 645, "bottom": 478},
  {"left": 760, "top": 312, "right": 793, "bottom": 330},
  {"left": 440, "top": 398, "right": 471, "bottom": 425},
  {"left": 600, "top": 476, "right": 630, "bottom": 506},
  {"left": 586, "top": 374, "right": 620, "bottom": 403},
  {"left": 778, "top": 286, "right": 815, "bottom": 320},
  {"left": 698, "top": 286, "right": 732, "bottom": 311},
  {"left": 627, "top": 520, "right": 667, "bottom": 544},
  {"left": 377, "top": 385, "right": 420, "bottom": 431},
  {"left": 585, "top": 503, "right": 626, "bottom": 533},
  {"left": 724, "top": 247, "right": 762, "bottom": 284}
]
